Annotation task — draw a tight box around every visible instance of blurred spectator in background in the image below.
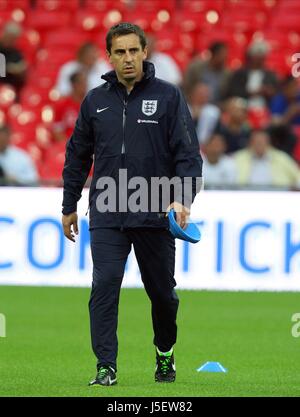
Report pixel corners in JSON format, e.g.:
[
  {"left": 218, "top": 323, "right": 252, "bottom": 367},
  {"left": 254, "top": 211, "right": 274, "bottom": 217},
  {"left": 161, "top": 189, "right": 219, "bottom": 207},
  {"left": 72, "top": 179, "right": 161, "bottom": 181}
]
[
  {"left": 270, "top": 76, "right": 300, "bottom": 127},
  {"left": 225, "top": 40, "right": 278, "bottom": 109},
  {"left": 55, "top": 42, "right": 111, "bottom": 96},
  {"left": 0, "top": 125, "right": 39, "bottom": 186},
  {"left": 0, "top": 22, "right": 27, "bottom": 96},
  {"left": 185, "top": 81, "right": 220, "bottom": 145},
  {"left": 268, "top": 123, "right": 297, "bottom": 158},
  {"left": 217, "top": 97, "right": 251, "bottom": 154},
  {"left": 0, "top": 165, "right": 5, "bottom": 184},
  {"left": 52, "top": 71, "right": 87, "bottom": 143},
  {"left": 234, "top": 129, "right": 300, "bottom": 189},
  {"left": 146, "top": 34, "right": 182, "bottom": 85},
  {"left": 202, "top": 133, "right": 237, "bottom": 188},
  {"left": 183, "top": 41, "right": 230, "bottom": 104}
]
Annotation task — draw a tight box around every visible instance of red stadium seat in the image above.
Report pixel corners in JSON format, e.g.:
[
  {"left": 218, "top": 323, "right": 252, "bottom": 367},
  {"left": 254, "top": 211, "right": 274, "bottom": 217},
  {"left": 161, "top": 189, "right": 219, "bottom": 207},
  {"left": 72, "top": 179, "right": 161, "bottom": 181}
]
[
  {"left": 265, "top": 52, "right": 293, "bottom": 76},
  {"left": 173, "top": 11, "right": 215, "bottom": 33},
  {"left": 155, "top": 31, "right": 195, "bottom": 55},
  {"left": 39, "top": 141, "right": 67, "bottom": 182},
  {"left": 132, "top": 0, "right": 176, "bottom": 13},
  {"left": 34, "top": 123, "right": 53, "bottom": 151},
  {"left": 85, "top": 0, "right": 175, "bottom": 14},
  {"left": 276, "top": 0, "right": 300, "bottom": 12},
  {"left": 221, "top": 10, "right": 267, "bottom": 33},
  {"left": 181, "top": 0, "right": 225, "bottom": 14},
  {"left": 84, "top": 0, "right": 128, "bottom": 12},
  {"left": 120, "top": 11, "right": 151, "bottom": 31},
  {"left": 19, "top": 88, "right": 44, "bottom": 109},
  {"left": 43, "top": 30, "right": 89, "bottom": 51},
  {"left": 19, "top": 85, "right": 56, "bottom": 109},
  {"left": 75, "top": 10, "right": 121, "bottom": 32},
  {"left": 35, "top": 0, "right": 80, "bottom": 11},
  {"left": 169, "top": 48, "right": 192, "bottom": 72},
  {"left": 8, "top": 105, "right": 40, "bottom": 129},
  {"left": 36, "top": 47, "right": 76, "bottom": 70},
  {"left": 8, "top": 105, "right": 42, "bottom": 152},
  {"left": 270, "top": 14, "right": 300, "bottom": 31},
  {"left": 195, "top": 29, "right": 248, "bottom": 53},
  {"left": 123, "top": 10, "right": 173, "bottom": 32},
  {"left": 0, "top": 0, "right": 30, "bottom": 11},
  {"left": 27, "top": 65, "right": 59, "bottom": 92},
  {"left": 10, "top": 128, "right": 36, "bottom": 151},
  {"left": 226, "top": 0, "right": 275, "bottom": 12},
  {"left": 25, "top": 11, "right": 71, "bottom": 32},
  {"left": 91, "top": 31, "right": 110, "bottom": 53},
  {"left": 15, "top": 29, "right": 41, "bottom": 65}
]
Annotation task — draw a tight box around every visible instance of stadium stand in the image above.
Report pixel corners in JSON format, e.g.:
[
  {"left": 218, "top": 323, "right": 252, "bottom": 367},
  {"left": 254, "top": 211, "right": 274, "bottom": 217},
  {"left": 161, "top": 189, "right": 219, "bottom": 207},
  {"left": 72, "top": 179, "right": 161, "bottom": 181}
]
[{"left": 0, "top": 0, "right": 300, "bottom": 186}]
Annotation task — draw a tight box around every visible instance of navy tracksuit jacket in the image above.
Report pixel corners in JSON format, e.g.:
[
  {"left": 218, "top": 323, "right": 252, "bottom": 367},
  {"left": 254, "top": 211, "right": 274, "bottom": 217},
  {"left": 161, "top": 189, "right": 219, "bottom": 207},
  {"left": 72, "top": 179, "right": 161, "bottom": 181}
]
[
  {"left": 62, "top": 62, "right": 203, "bottom": 371},
  {"left": 62, "top": 61, "right": 202, "bottom": 227}
]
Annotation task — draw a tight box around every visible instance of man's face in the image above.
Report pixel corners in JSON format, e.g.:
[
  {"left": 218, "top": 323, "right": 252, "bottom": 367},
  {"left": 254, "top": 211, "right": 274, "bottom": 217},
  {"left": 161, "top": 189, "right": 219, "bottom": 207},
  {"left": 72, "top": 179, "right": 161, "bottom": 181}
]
[
  {"left": 250, "top": 132, "right": 269, "bottom": 157},
  {"left": 190, "top": 83, "right": 210, "bottom": 106},
  {"left": 212, "top": 47, "right": 228, "bottom": 68},
  {"left": 73, "top": 73, "right": 88, "bottom": 97},
  {"left": 107, "top": 33, "right": 147, "bottom": 84},
  {"left": 0, "top": 131, "right": 10, "bottom": 153},
  {"left": 284, "top": 80, "right": 298, "bottom": 100},
  {"left": 81, "top": 46, "right": 99, "bottom": 68},
  {"left": 204, "top": 134, "right": 226, "bottom": 160},
  {"left": 248, "top": 54, "right": 266, "bottom": 69},
  {"left": 227, "top": 99, "right": 247, "bottom": 123}
]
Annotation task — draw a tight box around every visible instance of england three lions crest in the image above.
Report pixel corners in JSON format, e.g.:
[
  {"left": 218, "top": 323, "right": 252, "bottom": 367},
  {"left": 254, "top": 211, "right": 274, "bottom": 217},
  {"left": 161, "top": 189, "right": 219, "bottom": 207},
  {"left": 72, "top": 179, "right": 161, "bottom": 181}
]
[{"left": 142, "top": 100, "right": 157, "bottom": 116}]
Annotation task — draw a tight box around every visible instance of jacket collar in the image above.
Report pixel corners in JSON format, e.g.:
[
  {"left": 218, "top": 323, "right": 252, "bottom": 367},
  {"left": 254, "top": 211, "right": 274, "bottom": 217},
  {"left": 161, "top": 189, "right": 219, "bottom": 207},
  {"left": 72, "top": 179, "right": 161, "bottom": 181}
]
[{"left": 101, "top": 61, "right": 155, "bottom": 85}]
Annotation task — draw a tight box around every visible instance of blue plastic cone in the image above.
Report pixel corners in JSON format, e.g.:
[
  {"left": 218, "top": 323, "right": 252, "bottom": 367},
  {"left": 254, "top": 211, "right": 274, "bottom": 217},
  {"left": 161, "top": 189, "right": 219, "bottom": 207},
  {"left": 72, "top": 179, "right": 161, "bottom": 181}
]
[{"left": 197, "top": 361, "right": 228, "bottom": 373}]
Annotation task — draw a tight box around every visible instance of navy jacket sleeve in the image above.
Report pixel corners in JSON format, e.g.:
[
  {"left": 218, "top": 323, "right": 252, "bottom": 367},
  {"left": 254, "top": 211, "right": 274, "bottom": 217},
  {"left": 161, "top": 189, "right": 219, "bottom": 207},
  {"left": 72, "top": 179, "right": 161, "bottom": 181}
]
[
  {"left": 167, "top": 87, "right": 203, "bottom": 207},
  {"left": 62, "top": 94, "right": 94, "bottom": 215}
]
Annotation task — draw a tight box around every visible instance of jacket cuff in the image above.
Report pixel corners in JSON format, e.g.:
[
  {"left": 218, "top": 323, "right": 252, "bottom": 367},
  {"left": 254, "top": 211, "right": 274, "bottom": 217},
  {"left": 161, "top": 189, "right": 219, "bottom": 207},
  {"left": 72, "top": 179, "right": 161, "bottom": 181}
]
[{"left": 62, "top": 204, "right": 77, "bottom": 215}]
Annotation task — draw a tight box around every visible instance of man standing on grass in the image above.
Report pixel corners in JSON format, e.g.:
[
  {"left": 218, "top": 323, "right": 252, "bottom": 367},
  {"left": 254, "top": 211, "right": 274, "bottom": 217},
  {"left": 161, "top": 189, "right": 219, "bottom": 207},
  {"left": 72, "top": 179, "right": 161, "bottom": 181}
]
[{"left": 61, "top": 23, "right": 203, "bottom": 386}]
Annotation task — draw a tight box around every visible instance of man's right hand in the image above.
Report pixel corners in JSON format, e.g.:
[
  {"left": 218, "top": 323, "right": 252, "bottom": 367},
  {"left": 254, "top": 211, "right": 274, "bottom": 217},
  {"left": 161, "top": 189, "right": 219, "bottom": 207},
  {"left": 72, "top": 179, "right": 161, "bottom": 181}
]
[{"left": 62, "top": 212, "right": 78, "bottom": 242}]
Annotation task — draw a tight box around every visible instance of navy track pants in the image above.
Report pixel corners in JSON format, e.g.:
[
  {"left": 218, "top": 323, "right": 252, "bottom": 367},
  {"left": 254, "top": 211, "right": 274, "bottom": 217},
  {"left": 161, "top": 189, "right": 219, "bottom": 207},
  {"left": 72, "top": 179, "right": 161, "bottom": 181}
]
[{"left": 88, "top": 227, "right": 178, "bottom": 371}]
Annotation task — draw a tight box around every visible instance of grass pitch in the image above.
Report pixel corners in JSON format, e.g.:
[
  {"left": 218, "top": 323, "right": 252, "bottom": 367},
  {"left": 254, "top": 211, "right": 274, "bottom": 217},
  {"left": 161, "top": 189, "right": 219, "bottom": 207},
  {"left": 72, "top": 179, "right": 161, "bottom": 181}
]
[{"left": 0, "top": 286, "right": 300, "bottom": 397}]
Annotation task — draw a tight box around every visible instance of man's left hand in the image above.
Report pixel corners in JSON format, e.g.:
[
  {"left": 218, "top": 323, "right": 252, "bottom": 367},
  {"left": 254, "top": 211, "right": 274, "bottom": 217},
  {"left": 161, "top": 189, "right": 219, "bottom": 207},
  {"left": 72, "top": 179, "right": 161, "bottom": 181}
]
[{"left": 166, "top": 202, "right": 190, "bottom": 230}]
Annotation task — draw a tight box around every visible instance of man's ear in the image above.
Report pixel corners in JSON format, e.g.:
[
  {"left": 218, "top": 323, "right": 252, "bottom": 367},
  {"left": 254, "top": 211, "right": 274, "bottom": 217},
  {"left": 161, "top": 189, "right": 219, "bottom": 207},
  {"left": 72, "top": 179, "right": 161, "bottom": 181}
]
[
  {"left": 106, "top": 50, "right": 112, "bottom": 64},
  {"left": 143, "top": 46, "right": 148, "bottom": 60}
]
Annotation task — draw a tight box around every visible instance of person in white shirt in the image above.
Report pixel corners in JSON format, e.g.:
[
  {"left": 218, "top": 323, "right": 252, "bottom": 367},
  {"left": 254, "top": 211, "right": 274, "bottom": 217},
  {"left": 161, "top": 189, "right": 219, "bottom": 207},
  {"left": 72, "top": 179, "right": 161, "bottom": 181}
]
[
  {"left": 202, "top": 133, "right": 237, "bottom": 188},
  {"left": 186, "top": 82, "right": 220, "bottom": 145},
  {"left": 0, "top": 125, "right": 39, "bottom": 186},
  {"left": 146, "top": 35, "right": 182, "bottom": 85},
  {"left": 55, "top": 42, "right": 111, "bottom": 96}
]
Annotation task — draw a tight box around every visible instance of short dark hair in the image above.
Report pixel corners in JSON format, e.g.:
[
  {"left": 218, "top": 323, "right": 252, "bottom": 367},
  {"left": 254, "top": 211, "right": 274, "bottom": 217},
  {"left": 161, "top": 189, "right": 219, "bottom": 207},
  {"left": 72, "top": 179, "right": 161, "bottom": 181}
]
[
  {"left": 0, "top": 124, "right": 10, "bottom": 135},
  {"left": 207, "top": 132, "right": 226, "bottom": 144},
  {"left": 76, "top": 42, "right": 97, "bottom": 61},
  {"left": 106, "top": 22, "right": 147, "bottom": 53},
  {"left": 70, "top": 71, "right": 85, "bottom": 85},
  {"left": 209, "top": 41, "right": 227, "bottom": 56}
]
